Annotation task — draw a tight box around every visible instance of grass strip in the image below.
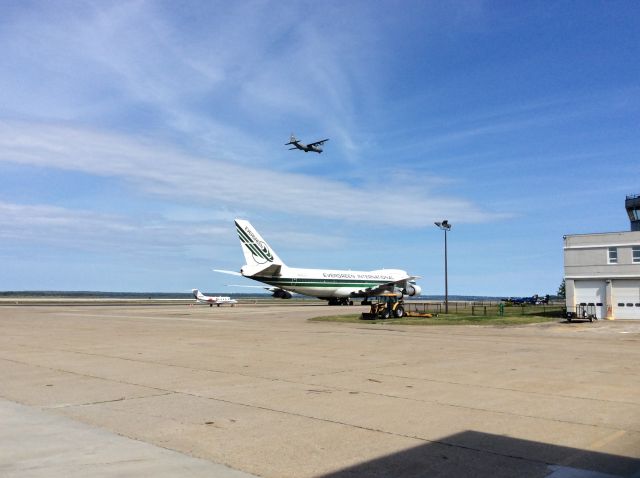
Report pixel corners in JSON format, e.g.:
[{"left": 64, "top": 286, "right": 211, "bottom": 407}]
[{"left": 309, "top": 313, "right": 559, "bottom": 326}]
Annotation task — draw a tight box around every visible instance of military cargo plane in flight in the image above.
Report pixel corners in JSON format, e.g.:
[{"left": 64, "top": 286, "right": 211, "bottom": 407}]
[
  {"left": 285, "top": 134, "right": 329, "bottom": 153},
  {"left": 192, "top": 289, "right": 238, "bottom": 307},
  {"left": 217, "top": 220, "right": 422, "bottom": 305}
]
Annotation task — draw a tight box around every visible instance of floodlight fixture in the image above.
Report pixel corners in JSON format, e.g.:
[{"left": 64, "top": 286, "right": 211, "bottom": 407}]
[{"left": 435, "top": 220, "right": 451, "bottom": 231}]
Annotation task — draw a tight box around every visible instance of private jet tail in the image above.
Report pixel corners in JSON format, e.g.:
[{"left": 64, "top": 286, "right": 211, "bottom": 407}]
[
  {"left": 192, "top": 288, "right": 204, "bottom": 300},
  {"left": 235, "top": 219, "right": 285, "bottom": 276}
]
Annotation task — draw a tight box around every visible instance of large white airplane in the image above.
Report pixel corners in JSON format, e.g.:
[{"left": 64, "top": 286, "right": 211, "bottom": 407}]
[
  {"left": 192, "top": 289, "right": 238, "bottom": 307},
  {"left": 218, "top": 220, "right": 422, "bottom": 305}
]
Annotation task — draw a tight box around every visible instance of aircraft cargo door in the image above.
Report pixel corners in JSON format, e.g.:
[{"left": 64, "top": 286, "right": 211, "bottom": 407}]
[
  {"left": 574, "top": 280, "right": 606, "bottom": 319},
  {"left": 613, "top": 280, "right": 640, "bottom": 319}
]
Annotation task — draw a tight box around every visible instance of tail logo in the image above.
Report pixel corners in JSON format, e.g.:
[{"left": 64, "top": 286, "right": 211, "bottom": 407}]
[{"left": 237, "top": 224, "right": 274, "bottom": 264}]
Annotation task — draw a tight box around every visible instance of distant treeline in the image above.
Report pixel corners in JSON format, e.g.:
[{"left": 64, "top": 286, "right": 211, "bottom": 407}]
[{"left": 0, "top": 291, "right": 263, "bottom": 299}]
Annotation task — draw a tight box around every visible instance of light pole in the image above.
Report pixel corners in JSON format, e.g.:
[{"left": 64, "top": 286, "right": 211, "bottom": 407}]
[{"left": 434, "top": 220, "right": 451, "bottom": 314}]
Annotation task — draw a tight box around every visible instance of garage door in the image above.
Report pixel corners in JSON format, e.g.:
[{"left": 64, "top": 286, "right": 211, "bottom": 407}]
[
  {"left": 574, "top": 280, "right": 607, "bottom": 319},
  {"left": 613, "top": 280, "right": 640, "bottom": 320}
]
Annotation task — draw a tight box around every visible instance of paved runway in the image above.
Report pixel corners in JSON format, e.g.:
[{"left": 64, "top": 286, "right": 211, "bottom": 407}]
[{"left": 1, "top": 304, "right": 639, "bottom": 477}]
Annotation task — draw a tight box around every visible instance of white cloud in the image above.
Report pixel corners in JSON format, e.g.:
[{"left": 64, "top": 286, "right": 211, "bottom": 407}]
[
  {"left": 0, "top": 2, "right": 383, "bottom": 165},
  {"left": 0, "top": 120, "right": 505, "bottom": 226},
  {"left": 0, "top": 201, "right": 130, "bottom": 232},
  {"left": 0, "top": 200, "right": 230, "bottom": 256}
]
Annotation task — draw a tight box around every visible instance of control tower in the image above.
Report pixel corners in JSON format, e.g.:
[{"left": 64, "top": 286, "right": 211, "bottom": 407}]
[{"left": 626, "top": 194, "right": 640, "bottom": 231}]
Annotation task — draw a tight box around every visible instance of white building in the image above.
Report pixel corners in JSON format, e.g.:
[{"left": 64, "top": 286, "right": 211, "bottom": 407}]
[{"left": 563, "top": 195, "right": 640, "bottom": 320}]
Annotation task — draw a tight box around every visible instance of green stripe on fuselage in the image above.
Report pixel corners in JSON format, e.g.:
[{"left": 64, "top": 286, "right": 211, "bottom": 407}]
[{"left": 252, "top": 276, "right": 390, "bottom": 288}]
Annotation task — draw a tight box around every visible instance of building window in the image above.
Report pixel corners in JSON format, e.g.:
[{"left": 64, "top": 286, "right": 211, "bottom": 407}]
[
  {"left": 608, "top": 247, "right": 618, "bottom": 264},
  {"left": 633, "top": 246, "right": 640, "bottom": 263}
]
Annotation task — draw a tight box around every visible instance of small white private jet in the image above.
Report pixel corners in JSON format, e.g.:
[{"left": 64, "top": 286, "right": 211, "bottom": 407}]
[
  {"left": 216, "top": 220, "right": 422, "bottom": 305},
  {"left": 192, "top": 289, "right": 238, "bottom": 307}
]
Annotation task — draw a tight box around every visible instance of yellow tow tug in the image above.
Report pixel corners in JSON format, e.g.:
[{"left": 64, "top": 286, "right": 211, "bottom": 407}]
[{"left": 361, "top": 293, "right": 406, "bottom": 320}]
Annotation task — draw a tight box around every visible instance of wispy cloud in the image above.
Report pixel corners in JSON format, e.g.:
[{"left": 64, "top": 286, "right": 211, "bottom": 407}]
[
  {"left": 0, "top": 200, "right": 228, "bottom": 256},
  {"left": 0, "top": 120, "right": 504, "bottom": 226},
  {"left": 0, "top": 2, "right": 381, "bottom": 164},
  {"left": 0, "top": 2, "right": 507, "bottom": 227}
]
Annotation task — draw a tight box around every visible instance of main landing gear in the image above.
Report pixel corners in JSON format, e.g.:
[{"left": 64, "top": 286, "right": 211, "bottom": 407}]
[{"left": 327, "top": 297, "right": 354, "bottom": 306}]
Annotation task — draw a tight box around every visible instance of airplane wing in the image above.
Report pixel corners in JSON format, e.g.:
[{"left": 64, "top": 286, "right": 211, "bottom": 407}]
[
  {"left": 213, "top": 269, "right": 243, "bottom": 276},
  {"left": 356, "top": 276, "right": 420, "bottom": 296},
  {"left": 357, "top": 281, "right": 398, "bottom": 296},
  {"left": 307, "top": 138, "right": 329, "bottom": 147},
  {"left": 225, "top": 284, "right": 277, "bottom": 290},
  {"left": 228, "top": 284, "right": 280, "bottom": 292},
  {"left": 227, "top": 284, "right": 295, "bottom": 299}
]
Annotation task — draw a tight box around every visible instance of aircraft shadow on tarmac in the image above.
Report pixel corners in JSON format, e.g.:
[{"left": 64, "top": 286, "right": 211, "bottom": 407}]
[{"left": 318, "top": 430, "right": 639, "bottom": 478}]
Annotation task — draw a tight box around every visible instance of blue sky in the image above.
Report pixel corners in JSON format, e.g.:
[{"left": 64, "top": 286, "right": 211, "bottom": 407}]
[{"left": 1, "top": 1, "right": 638, "bottom": 295}]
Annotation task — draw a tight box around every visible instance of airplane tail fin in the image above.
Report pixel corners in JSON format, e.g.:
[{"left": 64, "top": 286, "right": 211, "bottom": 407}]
[
  {"left": 285, "top": 133, "right": 297, "bottom": 146},
  {"left": 192, "top": 289, "right": 201, "bottom": 299},
  {"left": 234, "top": 219, "right": 285, "bottom": 276}
]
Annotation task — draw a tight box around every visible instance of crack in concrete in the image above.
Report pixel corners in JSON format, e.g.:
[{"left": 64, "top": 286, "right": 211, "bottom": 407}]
[{"left": 45, "top": 391, "right": 176, "bottom": 409}]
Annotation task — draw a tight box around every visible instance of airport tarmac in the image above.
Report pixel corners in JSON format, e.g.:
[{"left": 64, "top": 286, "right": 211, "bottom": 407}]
[{"left": 1, "top": 303, "right": 639, "bottom": 477}]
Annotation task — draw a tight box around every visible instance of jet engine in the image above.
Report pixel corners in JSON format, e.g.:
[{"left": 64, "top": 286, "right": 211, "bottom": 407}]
[
  {"left": 272, "top": 289, "right": 292, "bottom": 299},
  {"left": 403, "top": 284, "right": 422, "bottom": 296}
]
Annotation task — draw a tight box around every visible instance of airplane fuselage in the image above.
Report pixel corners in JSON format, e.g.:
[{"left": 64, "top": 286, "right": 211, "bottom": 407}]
[
  {"left": 196, "top": 297, "right": 237, "bottom": 307},
  {"left": 292, "top": 142, "right": 322, "bottom": 153},
  {"left": 244, "top": 266, "right": 411, "bottom": 300},
  {"left": 192, "top": 289, "right": 237, "bottom": 307}
]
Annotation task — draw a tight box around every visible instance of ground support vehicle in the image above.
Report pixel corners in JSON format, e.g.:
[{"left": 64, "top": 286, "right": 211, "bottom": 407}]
[{"left": 361, "top": 294, "right": 406, "bottom": 320}]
